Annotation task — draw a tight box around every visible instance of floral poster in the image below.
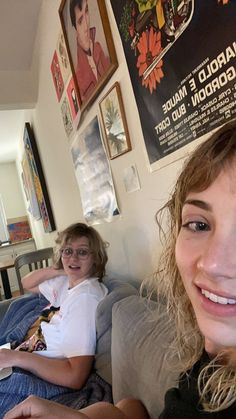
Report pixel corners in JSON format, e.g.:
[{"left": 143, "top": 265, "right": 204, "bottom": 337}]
[
  {"left": 70, "top": 116, "right": 119, "bottom": 224},
  {"left": 111, "top": 1, "right": 236, "bottom": 170}
]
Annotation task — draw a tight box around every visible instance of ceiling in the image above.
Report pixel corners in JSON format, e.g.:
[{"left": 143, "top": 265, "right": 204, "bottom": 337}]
[{"left": 0, "top": 0, "right": 42, "bottom": 163}]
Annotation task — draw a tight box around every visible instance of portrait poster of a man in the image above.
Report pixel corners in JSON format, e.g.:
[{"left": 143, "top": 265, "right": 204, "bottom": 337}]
[
  {"left": 59, "top": 0, "right": 116, "bottom": 109},
  {"left": 70, "top": 0, "right": 110, "bottom": 101}
]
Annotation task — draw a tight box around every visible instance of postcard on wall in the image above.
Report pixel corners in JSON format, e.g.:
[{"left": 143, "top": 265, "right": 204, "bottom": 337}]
[
  {"left": 123, "top": 164, "right": 141, "bottom": 193},
  {"left": 50, "top": 50, "right": 64, "bottom": 101},
  {"left": 61, "top": 95, "right": 74, "bottom": 137},
  {"left": 70, "top": 116, "right": 119, "bottom": 224},
  {"left": 56, "top": 29, "right": 71, "bottom": 84},
  {"left": 66, "top": 77, "right": 80, "bottom": 120}
]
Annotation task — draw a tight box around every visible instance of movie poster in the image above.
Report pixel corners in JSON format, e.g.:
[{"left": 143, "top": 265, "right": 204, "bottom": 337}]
[{"left": 111, "top": 0, "right": 236, "bottom": 170}]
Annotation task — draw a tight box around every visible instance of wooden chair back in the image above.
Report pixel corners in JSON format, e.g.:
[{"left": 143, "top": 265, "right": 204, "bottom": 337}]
[{"left": 14, "top": 247, "right": 54, "bottom": 295}]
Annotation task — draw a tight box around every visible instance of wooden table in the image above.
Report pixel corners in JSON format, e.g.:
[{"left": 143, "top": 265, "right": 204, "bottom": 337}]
[{"left": 0, "top": 258, "right": 14, "bottom": 299}]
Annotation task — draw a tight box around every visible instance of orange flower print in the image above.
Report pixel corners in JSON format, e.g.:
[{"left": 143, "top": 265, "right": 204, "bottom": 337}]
[
  {"left": 136, "top": 27, "right": 164, "bottom": 94},
  {"left": 218, "top": 0, "right": 230, "bottom": 4}
]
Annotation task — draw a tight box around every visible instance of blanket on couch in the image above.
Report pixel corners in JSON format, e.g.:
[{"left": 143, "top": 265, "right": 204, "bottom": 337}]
[
  {"left": 0, "top": 294, "right": 112, "bottom": 418},
  {"left": 0, "top": 368, "right": 112, "bottom": 418},
  {"left": 0, "top": 293, "right": 49, "bottom": 346}
]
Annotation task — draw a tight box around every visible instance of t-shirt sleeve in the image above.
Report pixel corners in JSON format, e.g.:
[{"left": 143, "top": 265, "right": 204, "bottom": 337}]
[
  {"left": 39, "top": 276, "right": 67, "bottom": 306},
  {"left": 60, "top": 293, "right": 99, "bottom": 357}
]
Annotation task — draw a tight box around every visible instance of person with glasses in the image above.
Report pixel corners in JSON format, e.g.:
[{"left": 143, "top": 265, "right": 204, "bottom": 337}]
[
  {"left": 5, "top": 121, "right": 236, "bottom": 419},
  {"left": 0, "top": 223, "right": 108, "bottom": 416}
]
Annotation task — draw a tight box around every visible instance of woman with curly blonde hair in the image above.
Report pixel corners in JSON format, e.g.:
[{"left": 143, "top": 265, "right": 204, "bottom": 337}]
[
  {"left": 5, "top": 121, "right": 236, "bottom": 418},
  {"left": 155, "top": 120, "right": 236, "bottom": 417}
]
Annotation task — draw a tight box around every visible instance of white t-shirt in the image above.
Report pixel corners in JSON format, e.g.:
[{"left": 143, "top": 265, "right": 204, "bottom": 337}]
[{"left": 36, "top": 276, "right": 108, "bottom": 359}]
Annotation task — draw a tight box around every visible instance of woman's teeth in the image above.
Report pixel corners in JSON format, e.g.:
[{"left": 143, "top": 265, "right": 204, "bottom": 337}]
[{"left": 201, "top": 289, "right": 236, "bottom": 305}]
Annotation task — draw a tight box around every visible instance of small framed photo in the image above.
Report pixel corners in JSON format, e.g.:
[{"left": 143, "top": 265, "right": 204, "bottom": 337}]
[
  {"left": 59, "top": 0, "right": 118, "bottom": 115},
  {"left": 99, "top": 82, "right": 131, "bottom": 159}
]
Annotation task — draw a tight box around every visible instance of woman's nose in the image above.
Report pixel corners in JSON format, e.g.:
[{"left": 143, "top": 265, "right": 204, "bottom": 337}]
[{"left": 197, "top": 233, "right": 236, "bottom": 279}]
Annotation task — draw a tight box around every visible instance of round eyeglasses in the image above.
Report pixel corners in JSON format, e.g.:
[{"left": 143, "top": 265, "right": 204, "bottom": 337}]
[{"left": 60, "top": 247, "right": 91, "bottom": 260}]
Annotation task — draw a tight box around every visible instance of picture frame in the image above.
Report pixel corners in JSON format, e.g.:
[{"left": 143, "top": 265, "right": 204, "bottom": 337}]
[
  {"left": 7, "top": 216, "right": 32, "bottom": 243},
  {"left": 23, "top": 123, "right": 56, "bottom": 233},
  {"left": 21, "top": 153, "right": 41, "bottom": 221},
  {"left": 99, "top": 82, "right": 131, "bottom": 159},
  {"left": 58, "top": 0, "right": 118, "bottom": 115}
]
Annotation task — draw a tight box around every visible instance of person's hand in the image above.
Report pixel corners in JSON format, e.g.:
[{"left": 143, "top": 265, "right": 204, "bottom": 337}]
[{"left": 4, "top": 395, "right": 87, "bottom": 418}]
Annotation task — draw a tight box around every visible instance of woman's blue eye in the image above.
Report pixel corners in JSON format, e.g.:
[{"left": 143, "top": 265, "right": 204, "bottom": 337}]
[{"left": 182, "top": 221, "right": 210, "bottom": 232}]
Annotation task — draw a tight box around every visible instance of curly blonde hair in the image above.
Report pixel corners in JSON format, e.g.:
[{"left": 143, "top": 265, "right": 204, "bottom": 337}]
[
  {"left": 147, "top": 121, "right": 236, "bottom": 412},
  {"left": 53, "top": 222, "right": 108, "bottom": 281}
]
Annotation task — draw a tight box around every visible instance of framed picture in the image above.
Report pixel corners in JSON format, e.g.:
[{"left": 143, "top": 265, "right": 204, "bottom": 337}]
[
  {"left": 21, "top": 153, "right": 41, "bottom": 220},
  {"left": 59, "top": 0, "right": 118, "bottom": 115},
  {"left": 23, "top": 123, "right": 56, "bottom": 233},
  {"left": 7, "top": 216, "right": 32, "bottom": 243},
  {"left": 99, "top": 82, "right": 131, "bottom": 159}
]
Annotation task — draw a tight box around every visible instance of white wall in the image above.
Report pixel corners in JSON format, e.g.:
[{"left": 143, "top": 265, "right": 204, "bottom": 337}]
[
  {"left": 0, "top": 162, "right": 26, "bottom": 219},
  {"left": 16, "top": 0, "right": 188, "bottom": 283}
]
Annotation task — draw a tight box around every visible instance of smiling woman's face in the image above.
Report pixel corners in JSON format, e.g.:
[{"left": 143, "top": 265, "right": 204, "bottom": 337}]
[
  {"left": 61, "top": 236, "right": 94, "bottom": 285},
  {"left": 175, "top": 165, "right": 236, "bottom": 355}
]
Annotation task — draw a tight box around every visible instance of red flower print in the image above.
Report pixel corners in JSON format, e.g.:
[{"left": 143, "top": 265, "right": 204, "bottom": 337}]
[{"left": 136, "top": 27, "right": 164, "bottom": 93}]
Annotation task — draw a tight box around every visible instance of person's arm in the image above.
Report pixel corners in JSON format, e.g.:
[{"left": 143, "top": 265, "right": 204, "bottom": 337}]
[
  {"left": 0, "top": 349, "right": 93, "bottom": 389},
  {"left": 4, "top": 396, "right": 149, "bottom": 419},
  {"left": 22, "top": 266, "right": 65, "bottom": 293},
  {"left": 4, "top": 396, "right": 86, "bottom": 419}
]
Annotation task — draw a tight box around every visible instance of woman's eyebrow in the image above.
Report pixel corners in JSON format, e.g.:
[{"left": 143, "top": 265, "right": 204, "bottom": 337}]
[{"left": 183, "top": 199, "right": 212, "bottom": 211}]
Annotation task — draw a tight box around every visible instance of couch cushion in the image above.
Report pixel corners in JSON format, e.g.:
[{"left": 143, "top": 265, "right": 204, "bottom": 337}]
[
  {"left": 94, "top": 277, "right": 138, "bottom": 385},
  {"left": 112, "top": 295, "right": 178, "bottom": 418}
]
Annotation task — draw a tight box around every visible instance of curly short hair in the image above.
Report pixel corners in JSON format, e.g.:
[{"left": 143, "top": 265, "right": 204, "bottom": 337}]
[{"left": 53, "top": 222, "right": 108, "bottom": 281}]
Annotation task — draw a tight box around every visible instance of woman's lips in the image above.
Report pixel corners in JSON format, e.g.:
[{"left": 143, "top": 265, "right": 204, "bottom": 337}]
[
  {"left": 201, "top": 288, "right": 236, "bottom": 305},
  {"left": 197, "top": 286, "right": 236, "bottom": 317}
]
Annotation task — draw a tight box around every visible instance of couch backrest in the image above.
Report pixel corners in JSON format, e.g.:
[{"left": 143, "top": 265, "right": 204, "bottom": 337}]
[
  {"left": 112, "top": 295, "right": 179, "bottom": 419},
  {"left": 94, "top": 277, "right": 138, "bottom": 385}
]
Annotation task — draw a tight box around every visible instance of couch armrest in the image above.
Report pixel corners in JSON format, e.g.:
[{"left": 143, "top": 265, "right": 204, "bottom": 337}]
[
  {"left": 95, "top": 277, "right": 138, "bottom": 385},
  {"left": 111, "top": 295, "right": 178, "bottom": 419}
]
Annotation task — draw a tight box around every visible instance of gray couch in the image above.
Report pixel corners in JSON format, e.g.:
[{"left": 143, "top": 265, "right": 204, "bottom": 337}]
[
  {"left": 112, "top": 295, "right": 178, "bottom": 418},
  {"left": 0, "top": 278, "right": 178, "bottom": 418}
]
